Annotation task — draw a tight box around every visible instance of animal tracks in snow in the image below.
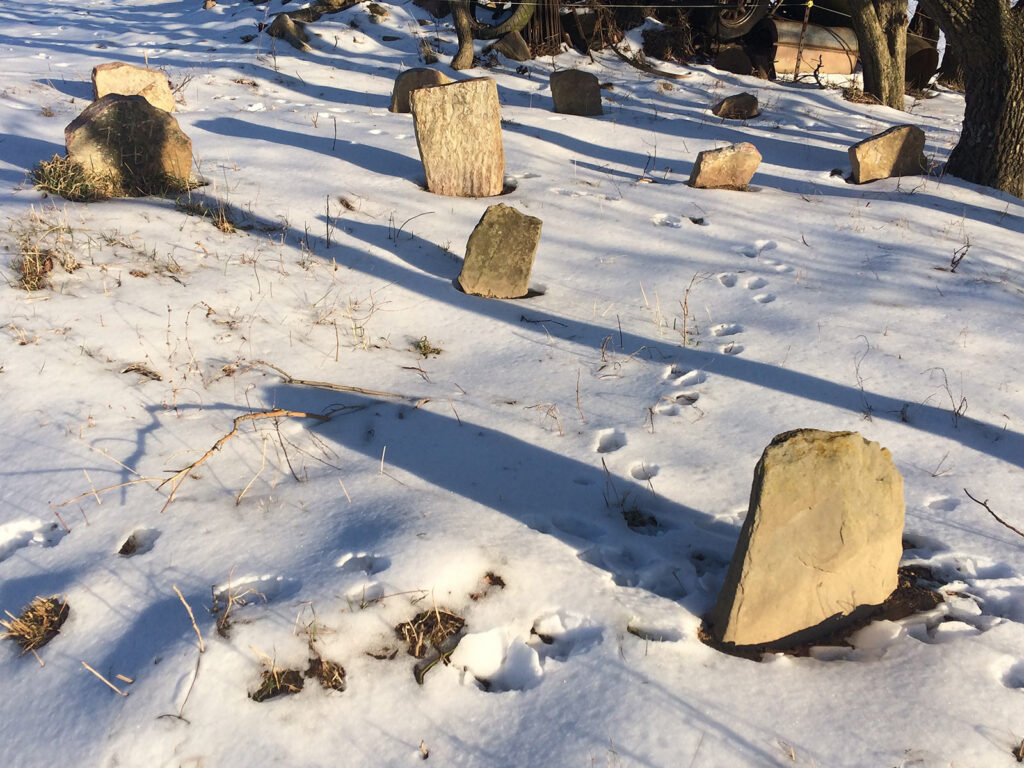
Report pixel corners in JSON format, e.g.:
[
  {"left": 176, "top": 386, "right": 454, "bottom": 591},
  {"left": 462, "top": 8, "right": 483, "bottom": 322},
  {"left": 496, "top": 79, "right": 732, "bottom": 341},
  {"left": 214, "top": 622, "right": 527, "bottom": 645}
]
[
  {"left": 451, "top": 611, "right": 602, "bottom": 692},
  {"left": 0, "top": 518, "right": 66, "bottom": 563},
  {"left": 596, "top": 429, "right": 627, "bottom": 454}
]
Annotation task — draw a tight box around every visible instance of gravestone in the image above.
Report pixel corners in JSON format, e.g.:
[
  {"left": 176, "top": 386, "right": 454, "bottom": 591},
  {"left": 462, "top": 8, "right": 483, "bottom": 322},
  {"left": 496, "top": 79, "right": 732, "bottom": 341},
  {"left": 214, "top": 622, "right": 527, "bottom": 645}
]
[
  {"left": 410, "top": 78, "right": 504, "bottom": 197},
  {"left": 65, "top": 94, "right": 193, "bottom": 195},
  {"left": 458, "top": 204, "right": 542, "bottom": 299},
  {"left": 709, "top": 429, "right": 905, "bottom": 648},
  {"left": 712, "top": 92, "right": 759, "bottom": 120},
  {"left": 688, "top": 142, "right": 761, "bottom": 190},
  {"left": 92, "top": 62, "right": 175, "bottom": 113},
  {"left": 390, "top": 68, "right": 453, "bottom": 113},
  {"left": 549, "top": 70, "right": 603, "bottom": 116},
  {"left": 849, "top": 125, "right": 928, "bottom": 183}
]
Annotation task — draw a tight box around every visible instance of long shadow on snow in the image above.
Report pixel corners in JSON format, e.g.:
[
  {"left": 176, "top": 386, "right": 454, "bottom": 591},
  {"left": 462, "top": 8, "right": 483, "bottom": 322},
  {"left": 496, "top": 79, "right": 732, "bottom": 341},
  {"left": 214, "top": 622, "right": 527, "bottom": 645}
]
[
  {"left": 193, "top": 116, "right": 422, "bottom": 180},
  {"left": 147, "top": 190, "right": 1024, "bottom": 474},
  {"left": 268, "top": 385, "right": 734, "bottom": 610}
]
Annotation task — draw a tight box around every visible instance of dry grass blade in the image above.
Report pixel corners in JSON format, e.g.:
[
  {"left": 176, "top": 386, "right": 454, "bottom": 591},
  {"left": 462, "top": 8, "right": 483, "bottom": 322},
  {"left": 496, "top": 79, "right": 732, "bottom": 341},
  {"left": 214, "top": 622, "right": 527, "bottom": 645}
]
[
  {"left": 1, "top": 596, "right": 70, "bottom": 655},
  {"left": 247, "top": 360, "right": 408, "bottom": 399},
  {"left": 157, "top": 409, "right": 330, "bottom": 513}
]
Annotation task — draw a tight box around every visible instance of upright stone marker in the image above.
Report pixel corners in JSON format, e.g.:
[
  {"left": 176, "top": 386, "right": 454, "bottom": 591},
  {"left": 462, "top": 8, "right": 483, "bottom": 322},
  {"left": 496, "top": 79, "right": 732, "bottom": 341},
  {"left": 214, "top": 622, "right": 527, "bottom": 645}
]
[
  {"left": 92, "top": 62, "right": 175, "bottom": 113},
  {"left": 688, "top": 142, "right": 761, "bottom": 190},
  {"left": 549, "top": 70, "right": 603, "bottom": 116},
  {"left": 849, "top": 125, "right": 928, "bottom": 183},
  {"left": 65, "top": 94, "right": 194, "bottom": 195},
  {"left": 410, "top": 78, "right": 505, "bottom": 197},
  {"left": 710, "top": 429, "right": 905, "bottom": 648},
  {"left": 390, "top": 68, "right": 453, "bottom": 113},
  {"left": 458, "top": 204, "right": 542, "bottom": 299}
]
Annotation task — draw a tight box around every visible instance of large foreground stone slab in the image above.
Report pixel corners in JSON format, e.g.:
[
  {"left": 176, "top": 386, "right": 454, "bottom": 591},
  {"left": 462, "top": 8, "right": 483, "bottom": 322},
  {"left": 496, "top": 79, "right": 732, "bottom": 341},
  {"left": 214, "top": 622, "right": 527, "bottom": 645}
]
[
  {"left": 550, "top": 70, "right": 603, "bottom": 116},
  {"left": 709, "top": 429, "right": 905, "bottom": 647},
  {"left": 458, "top": 204, "right": 542, "bottom": 299},
  {"left": 688, "top": 142, "right": 761, "bottom": 190},
  {"left": 65, "top": 94, "right": 193, "bottom": 195},
  {"left": 410, "top": 78, "right": 505, "bottom": 197},
  {"left": 92, "top": 62, "right": 174, "bottom": 113},
  {"left": 390, "top": 68, "right": 453, "bottom": 113},
  {"left": 849, "top": 125, "right": 928, "bottom": 183}
]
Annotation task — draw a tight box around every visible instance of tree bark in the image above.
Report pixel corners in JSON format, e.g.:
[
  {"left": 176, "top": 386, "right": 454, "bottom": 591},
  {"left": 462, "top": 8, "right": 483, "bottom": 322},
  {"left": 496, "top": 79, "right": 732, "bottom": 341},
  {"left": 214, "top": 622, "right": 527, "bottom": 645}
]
[
  {"left": 451, "top": 0, "right": 476, "bottom": 70},
  {"left": 918, "top": 0, "right": 1024, "bottom": 197},
  {"left": 847, "top": 0, "right": 910, "bottom": 109}
]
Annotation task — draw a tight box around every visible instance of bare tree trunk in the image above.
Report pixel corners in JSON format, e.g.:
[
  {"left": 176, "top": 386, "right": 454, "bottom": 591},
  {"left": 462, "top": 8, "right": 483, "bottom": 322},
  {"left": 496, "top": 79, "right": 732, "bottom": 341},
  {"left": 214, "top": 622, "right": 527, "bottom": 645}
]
[
  {"left": 937, "top": 36, "right": 965, "bottom": 89},
  {"left": 451, "top": 0, "right": 476, "bottom": 70},
  {"left": 848, "top": 0, "right": 910, "bottom": 109},
  {"left": 919, "top": 0, "right": 1024, "bottom": 197}
]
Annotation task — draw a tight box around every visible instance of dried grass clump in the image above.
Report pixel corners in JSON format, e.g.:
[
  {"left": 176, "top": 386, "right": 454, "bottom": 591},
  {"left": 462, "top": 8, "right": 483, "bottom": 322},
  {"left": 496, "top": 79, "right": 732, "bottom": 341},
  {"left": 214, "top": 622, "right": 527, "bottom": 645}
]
[
  {"left": 1, "top": 596, "right": 70, "bottom": 654},
  {"left": 31, "top": 154, "right": 110, "bottom": 202},
  {"left": 9, "top": 207, "right": 80, "bottom": 291},
  {"left": 250, "top": 664, "right": 304, "bottom": 702},
  {"left": 306, "top": 654, "right": 346, "bottom": 691},
  {"left": 395, "top": 608, "right": 465, "bottom": 658}
]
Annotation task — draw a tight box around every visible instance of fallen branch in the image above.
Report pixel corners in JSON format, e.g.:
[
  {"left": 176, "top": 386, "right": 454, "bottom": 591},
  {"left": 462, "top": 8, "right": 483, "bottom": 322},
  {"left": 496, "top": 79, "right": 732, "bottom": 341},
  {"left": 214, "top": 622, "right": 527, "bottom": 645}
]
[
  {"left": 964, "top": 488, "right": 1024, "bottom": 539},
  {"left": 157, "top": 409, "right": 330, "bottom": 513},
  {"left": 247, "top": 360, "right": 408, "bottom": 400},
  {"left": 610, "top": 45, "right": 689, "bottom": 80}
]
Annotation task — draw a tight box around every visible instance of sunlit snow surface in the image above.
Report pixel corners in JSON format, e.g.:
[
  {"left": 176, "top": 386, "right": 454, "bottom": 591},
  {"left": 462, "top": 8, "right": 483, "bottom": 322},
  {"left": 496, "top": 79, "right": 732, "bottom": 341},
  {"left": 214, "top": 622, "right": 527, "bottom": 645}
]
[{"left": 1, "top": 2, "right": 1023, "bottom": 766}]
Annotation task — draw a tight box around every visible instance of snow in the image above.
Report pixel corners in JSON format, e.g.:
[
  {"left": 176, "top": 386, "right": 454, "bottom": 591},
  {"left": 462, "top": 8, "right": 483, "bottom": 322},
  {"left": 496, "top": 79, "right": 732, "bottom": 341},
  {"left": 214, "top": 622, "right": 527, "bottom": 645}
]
[{"left": 1, "top": 1, "right": 1023, "bottom": 766}]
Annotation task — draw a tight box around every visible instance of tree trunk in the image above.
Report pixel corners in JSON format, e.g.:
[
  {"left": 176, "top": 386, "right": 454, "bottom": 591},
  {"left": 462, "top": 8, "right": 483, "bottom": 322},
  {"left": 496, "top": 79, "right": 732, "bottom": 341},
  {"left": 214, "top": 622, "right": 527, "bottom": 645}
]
[
  {"left": 847, "top": 0, "right": 910, "bottom": 109},
  {"left": 451, "top": 0, "right": 476, "bottom": 70},
  {"left": 918, "top": 0, "right": 1024, "bottom": 197}
]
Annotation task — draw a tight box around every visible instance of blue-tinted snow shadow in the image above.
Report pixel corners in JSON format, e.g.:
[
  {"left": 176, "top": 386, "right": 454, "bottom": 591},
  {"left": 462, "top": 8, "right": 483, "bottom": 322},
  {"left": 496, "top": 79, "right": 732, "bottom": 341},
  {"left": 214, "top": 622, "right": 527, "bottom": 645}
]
[
  {"left": 192, "top": 116, "right": 423, "bottom": 181},
  {"left": 0, "top": 134, "right": 63, "bottom": 185}
]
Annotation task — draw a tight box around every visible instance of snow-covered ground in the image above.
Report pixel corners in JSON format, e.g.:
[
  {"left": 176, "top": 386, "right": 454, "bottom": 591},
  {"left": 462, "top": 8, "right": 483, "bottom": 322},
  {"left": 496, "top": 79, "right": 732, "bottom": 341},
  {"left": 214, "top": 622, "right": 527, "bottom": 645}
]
[{"left": 2, "top": 1, "right": 1022, "bottom": 766}]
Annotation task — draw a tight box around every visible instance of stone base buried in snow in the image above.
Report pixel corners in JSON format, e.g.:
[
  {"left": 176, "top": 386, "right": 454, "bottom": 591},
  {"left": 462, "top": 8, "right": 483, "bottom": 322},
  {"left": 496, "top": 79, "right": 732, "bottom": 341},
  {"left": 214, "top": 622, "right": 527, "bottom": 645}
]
[
  {"left": 410, "top": 77, "right": 505, "bottom": 198},
  {"left": 688, "top": 142, "right": 761, "bottom": 190},
  {"left": 92, "top": 61, "right": 174, "bottom": 112},
  {"left": 458, "top": 204, "right": 542, "bottom": 299},
  {"left": 849, "top": 125, "right": 928, "bottom": 184},
  {"left": 709, "top": 429, "right": 905, "bottom": 648}
]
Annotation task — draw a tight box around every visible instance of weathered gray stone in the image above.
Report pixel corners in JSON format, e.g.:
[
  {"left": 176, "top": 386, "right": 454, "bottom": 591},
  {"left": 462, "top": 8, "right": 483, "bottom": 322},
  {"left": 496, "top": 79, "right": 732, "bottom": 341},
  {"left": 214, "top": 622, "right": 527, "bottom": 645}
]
[
  {"left": 65, "top": 94, "right": 193, "bottom": 195},
  {"left": 458, "top": 204, "right": 542, "bottom": 299},
  {"left": 849, "top": 125, "right": 928, "bottom": 183},
  {"left": 390, "top": 68, "right": 453, "bottom": 113},
  {"left": 549, "top": 70, "right": 603, "bottom": 116},
  {"left": 712, "top": 92, "right": 759, "bottom": 120},
  {"left": 688, "top": 142, "right": 761, "bottom": 190},
  {"left": 410, "top": 78, "right": 505, "bottom": 197},
  {"left": 92, "top": 62, "right": 175, "bottom": 113},
  {"left": 486, "top": 31, "right": 531, "bottom": 62},
  {"left": 710, "top": 429, "right": 905, "bottom": 648},
  {"left": 267, "top": 14, "right": 312, "bottom": 52}
]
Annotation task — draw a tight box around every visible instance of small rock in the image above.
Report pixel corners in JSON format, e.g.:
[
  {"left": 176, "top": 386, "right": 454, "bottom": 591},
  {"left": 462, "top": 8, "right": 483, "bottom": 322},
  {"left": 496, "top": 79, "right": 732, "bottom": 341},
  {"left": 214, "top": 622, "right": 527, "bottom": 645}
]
[
  {"left": 390, "top": 67, "right": 453, "bottom": 114},
  {"left": 688, "top": 142, "right": 761, "bottom": 190},
  {"left": 712, "top": 92, "right": 759, "bottom": 120},
  {"left": 709, "top": 429, "right": 905, "bottom": 648},
  {"left": 366, "top": 2, "right": 389, "bottom": 22},
  {"left": 549, "top": 70, "right": 603, "bottom": 117},
  {"left": 65, "top": 94, "right": 194, "bottom": 196},
  {"left": 92, "top": 61, "right": 175, "bottom": 113},
  {"left": 459, "top": 204, "right": 542, "bottom": 299},
  {"left": 267, "top": 14, "right": 312, "bottom": 52},
  {"left": 848, "top": 125, "right": 928, "bottom": 184},
  {"left": 203, "top": 0, "right": 217, "bottom": 9},
  {"left": 410, "top": 77, "right": 505, "bottom": 198}
]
